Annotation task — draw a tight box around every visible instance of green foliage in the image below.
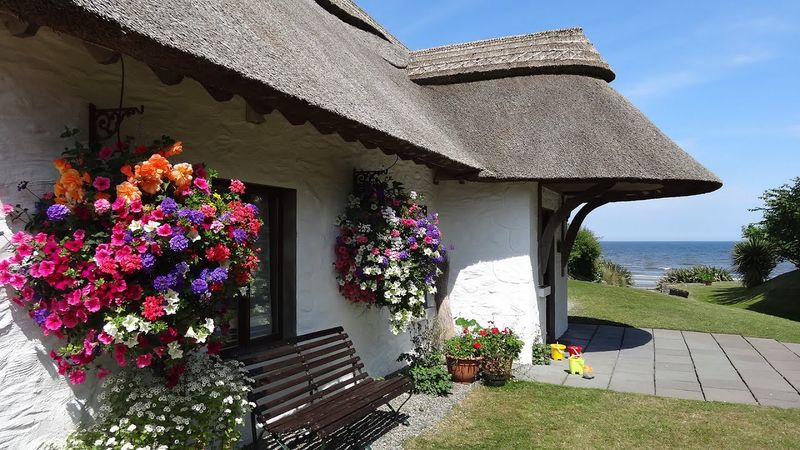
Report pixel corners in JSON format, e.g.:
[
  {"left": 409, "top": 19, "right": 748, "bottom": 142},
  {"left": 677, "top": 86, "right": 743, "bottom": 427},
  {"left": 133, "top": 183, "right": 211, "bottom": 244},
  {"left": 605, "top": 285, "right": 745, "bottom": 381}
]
[
  {"left": 749, "top": 177, "right": 800, "bottom": 268},
  {"left": 598, "top": 259, "right": 632, "bottom": 287},
  {"left": 408, "top": 365, "right": 453, "bottom": 397},
  {"left": 657, "top": 265, "right": 733, "bottom": 288},
  {"left": 531, "top": 342, "right": 550, "bottom": 365},
  {"left": 568, "top": 228, "right": 602, "bottom": 281},
  {"left": 444, "top": 331, "right": 480, "bottom": 359},
  {"left": 733, "top": 237, "right": 778, "bottom": 288},
  {"left": 398, "top": 320, "right": 453, "bottom": 396}
]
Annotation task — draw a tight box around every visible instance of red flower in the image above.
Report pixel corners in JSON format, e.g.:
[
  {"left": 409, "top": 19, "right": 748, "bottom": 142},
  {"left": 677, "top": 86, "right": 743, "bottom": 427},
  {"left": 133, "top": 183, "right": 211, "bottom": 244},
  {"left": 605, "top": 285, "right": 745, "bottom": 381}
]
[
  {"left": 479, "top": 329, "right": 488, "bottom": 336},
  {"left": 491, "top": 327, "right": 500, "bottom": 334},
  {"left": 143, "top": 295, "right": 165, "bottom": 321},
  {"left": 205, "top": 243, "right": 231, "bottom": 262},
  {"left": 473, "top": 342, "right": 481, "bottom": 349},
  {"left": 136, "top": 353, "right": 153, "bottom": 368}
]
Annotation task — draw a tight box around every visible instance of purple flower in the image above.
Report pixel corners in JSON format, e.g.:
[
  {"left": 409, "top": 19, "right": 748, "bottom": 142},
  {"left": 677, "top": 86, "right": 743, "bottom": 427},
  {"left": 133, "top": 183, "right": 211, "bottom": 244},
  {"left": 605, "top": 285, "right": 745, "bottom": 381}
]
[
  {"left": 232, "top": 228, "right": 247, "bottom": 242},
  {"left": 141, "top": 253, "right": 156, "bottom": 270},
  {"left": 123, "top": 230, "right": 134, "bottom": 243},
  {"left": 425, "top": 272, "right": 436, "bottom": 284},
  {"left": 178, "top": 208, "right": 205, "bottom": 225},
  {"left": 33, "top": 308, "right": 49, "bottom": 326},
  {"left": 209, "top": 267, "right": 228, "bottom": 283},
  {"left": 169, "top": 234, "right": 189, "bottom": 252},
  {"left": 407, "top": 237, "right": 417, "bottom": 245},
  {"left": 433, "top": 255, "right": 445, "bottom": 264},
  {"left": 153, "top": 274, "right": 177, "bottom": 291},
  {"left": 46, "top": 204, "right": 70, "bottom": 222},
  {"left": 246, "top": 203, "right": 259, "bottom": 215},
  {"left": 160, "top": 198, "right": 178, "bottom": 215},
  {"left": 398, "top": 251, "right": 409, "bottom": 261},
  {"left": 191, "top": 278, "right": 209, "bottom": 295},
  {"left": 174, "top": 262, "right": 189, "bottom": 275}
]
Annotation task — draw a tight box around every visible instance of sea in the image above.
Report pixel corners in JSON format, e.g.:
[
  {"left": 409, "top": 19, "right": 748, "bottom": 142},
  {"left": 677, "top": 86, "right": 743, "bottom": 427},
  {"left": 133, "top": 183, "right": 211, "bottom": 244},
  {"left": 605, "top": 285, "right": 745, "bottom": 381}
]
[{"left": 600, "top": 241, "right": 796, "bottom": 289}]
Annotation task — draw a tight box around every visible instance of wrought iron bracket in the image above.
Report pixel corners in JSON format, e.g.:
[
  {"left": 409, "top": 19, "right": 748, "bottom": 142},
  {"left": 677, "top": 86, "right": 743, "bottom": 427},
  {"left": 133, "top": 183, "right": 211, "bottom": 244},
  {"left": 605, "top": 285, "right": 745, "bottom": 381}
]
[
  {"left": 88, "top": 103, "right": 144, "bottom": 149},
  {"left": 352, "top": 169, "right": 387, "bottom": 193}
]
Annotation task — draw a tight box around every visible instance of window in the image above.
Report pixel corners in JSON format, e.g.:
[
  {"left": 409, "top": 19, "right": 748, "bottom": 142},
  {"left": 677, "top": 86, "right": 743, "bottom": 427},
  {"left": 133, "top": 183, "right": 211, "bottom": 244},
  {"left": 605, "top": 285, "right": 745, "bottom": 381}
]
[{"left": 218, "top": 181, "right": 296, "bottom": 351}]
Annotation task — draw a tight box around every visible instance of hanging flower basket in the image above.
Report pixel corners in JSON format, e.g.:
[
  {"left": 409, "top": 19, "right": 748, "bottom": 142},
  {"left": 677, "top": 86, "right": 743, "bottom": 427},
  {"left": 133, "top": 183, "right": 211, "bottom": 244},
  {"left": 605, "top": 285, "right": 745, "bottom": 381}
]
[
  {"left": 0, "top": 129, "right": 262, "bottom": 385},
  {"left": 334, "top": 172, "right": 446, "bottom": 334}
]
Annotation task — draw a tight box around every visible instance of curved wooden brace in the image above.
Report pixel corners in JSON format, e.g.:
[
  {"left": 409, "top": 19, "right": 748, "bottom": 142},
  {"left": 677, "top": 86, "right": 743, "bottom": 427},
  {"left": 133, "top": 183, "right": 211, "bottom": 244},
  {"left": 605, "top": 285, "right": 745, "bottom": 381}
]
[
  {"left": 560, "top": 199, "right": 609, "bottom": 272},
  {"left": 538, "top": 182, "right": 614, "bottom": 280}
]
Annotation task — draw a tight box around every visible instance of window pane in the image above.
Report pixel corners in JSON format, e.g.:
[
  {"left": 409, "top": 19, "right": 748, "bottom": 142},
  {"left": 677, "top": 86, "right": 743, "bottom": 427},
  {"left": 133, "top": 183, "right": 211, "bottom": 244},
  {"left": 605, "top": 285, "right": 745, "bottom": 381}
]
[{"left": 246, "top": 191, "right": 273, "bottom": 339}]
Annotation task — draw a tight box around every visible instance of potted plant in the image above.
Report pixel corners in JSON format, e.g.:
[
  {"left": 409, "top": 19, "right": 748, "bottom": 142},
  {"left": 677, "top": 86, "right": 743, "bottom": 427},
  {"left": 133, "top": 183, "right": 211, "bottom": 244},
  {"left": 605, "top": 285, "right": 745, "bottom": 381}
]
[
  {"left": 477, "top": 323, "right": 524, "bottom": 386},
  {"left": 700, "top": 272, "right": 714, "bottom": 286},
  {"left": 443, "top": 318, "right": 482, "bottom": 383}
]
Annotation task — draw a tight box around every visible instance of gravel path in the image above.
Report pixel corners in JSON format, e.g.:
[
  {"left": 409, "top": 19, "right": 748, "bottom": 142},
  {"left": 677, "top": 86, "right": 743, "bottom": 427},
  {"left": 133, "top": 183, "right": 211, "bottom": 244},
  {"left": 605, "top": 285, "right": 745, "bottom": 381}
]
[{"left": 371, "top": 382, "right": 475, "bottom": 450}]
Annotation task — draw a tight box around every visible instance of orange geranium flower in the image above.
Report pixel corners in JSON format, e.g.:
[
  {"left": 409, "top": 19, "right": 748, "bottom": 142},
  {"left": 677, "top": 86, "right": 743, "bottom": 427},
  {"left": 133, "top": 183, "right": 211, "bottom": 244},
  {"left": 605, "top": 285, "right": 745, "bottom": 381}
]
[
  {"left": 53, "top": 159, "right": 88, "bottom": 204},
  {"left": 120, "top": 165, "right": 134, "bottom": 179},
  {"left": 161, "top": 141, "right": 183, "bottom": 158},
  {"left": 116, "top": 181, "right": 141, "bottom": 202},
  {"left": 168, "top": 163, "right": 193, "bottom": 192},
  {"left": 133, "top": 154, "right": 171, "bottom": 195}
]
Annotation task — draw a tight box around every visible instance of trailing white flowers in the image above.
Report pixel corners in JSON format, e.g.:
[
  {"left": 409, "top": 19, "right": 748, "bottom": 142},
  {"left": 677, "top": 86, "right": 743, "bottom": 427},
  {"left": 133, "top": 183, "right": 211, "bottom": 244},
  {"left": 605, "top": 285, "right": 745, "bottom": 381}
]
[{"left": 65, "top": 353, "right": 254, "bottom": 450}]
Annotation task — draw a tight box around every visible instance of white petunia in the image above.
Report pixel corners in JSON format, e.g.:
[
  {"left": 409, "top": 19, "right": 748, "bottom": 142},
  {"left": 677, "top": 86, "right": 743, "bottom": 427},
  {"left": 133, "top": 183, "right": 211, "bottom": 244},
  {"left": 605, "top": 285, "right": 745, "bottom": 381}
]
[
  {"left": 121, "top": 315, "right": 139, "bottom": 332},
  {"left": 128, "top": 220, "right": 143, "bottom": 232},
  {"left": 167, "top": 341, "right": 183, "bottom": 359},
  {"left": 204, "top": 318, "right": 215, "bottom": 334},
  {"left": 143, "top": 221, "right": 161, "bottom": 233}
]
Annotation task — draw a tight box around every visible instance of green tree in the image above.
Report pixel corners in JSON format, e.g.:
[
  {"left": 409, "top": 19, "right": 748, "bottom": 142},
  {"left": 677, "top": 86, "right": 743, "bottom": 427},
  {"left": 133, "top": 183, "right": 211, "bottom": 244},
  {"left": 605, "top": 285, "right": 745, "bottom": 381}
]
[
  {"left": 568, "top": 228, "right": 602, "bottom": 281},
  {"left": 733, "top": 237, "right": 778, "bottom": 288},
  {"left": 750, "top": 177, "right": 800, "bottom": 268}
]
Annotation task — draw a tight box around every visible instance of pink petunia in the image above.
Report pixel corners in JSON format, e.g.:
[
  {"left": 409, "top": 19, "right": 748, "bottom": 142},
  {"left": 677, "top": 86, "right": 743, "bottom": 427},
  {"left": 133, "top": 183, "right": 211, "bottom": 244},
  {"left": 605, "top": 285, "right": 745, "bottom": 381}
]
[
  {"left": 94, "top": 198, "right": 111, "bottom": 214},
  {"left": 98, "top": 146, "right": 114, "bottom": 160},
  {"left": 97, "top": 331, "right": 114, "bottom": 345},
  {"left": 2, "top": 204, "right": 14, "bottom": 215},
  {"left": 84, "top": 297, "right": 101, "bottom": 312},
  {"left": 193, "top": 177, "right": 210, "bottom": 194},
  {"left": 44, "top": 314, "right": 62, "bottom": 331},
  {"left": 136, "top": 353, "right": 153, "bottom": 369},
  {"left": 156, "top": 224, "right": 173, "bottom": 237},
  {"left": 113, "top": 344, "right": 127, "bottom": 367},
  {"left": 92, "top": 176, "right": 111, "bottom": 191},
  {"left": 96, "top": 367, "right": 112, "bottom": 379},
  {"left": 68, "top": 369, "right": 86, "bottom": 385}
]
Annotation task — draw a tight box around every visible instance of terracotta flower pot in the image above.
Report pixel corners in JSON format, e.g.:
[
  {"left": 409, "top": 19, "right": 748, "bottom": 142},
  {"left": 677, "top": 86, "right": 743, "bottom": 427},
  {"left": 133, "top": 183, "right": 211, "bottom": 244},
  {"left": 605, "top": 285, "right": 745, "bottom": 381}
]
[
  {"left": 481, "top": 358, "right": 513, "bottom": 387},
  {"left": 446, "top": 356, "right": 482, "bottom": 383}
]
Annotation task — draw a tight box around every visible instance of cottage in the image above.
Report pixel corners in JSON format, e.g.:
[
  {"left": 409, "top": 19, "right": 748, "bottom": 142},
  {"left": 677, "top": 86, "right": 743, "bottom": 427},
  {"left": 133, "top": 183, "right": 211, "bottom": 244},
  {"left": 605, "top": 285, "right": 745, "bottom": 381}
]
[{"left": 0, "top": 0, "right": 720, "bottom": 448}]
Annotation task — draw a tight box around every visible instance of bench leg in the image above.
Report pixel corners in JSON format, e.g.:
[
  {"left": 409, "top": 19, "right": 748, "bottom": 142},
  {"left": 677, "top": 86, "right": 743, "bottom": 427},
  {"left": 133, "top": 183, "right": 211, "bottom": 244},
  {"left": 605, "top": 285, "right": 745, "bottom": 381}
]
[
  {"left": 387, "top": 392, "right": 412, "bottom": 426},
  {"left": 270, "top": 433, "right": 291, "bottom": 450}
]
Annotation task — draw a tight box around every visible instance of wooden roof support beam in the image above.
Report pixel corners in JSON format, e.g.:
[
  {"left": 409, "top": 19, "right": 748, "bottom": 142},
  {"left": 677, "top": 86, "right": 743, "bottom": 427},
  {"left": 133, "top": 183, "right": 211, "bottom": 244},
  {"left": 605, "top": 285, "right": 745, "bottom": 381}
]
[
  {"left": 0, "top": 11, "right": 38, "bottom": 37},
  {"left": 560, "top": 199, "right": 609, "bottom": 272},
  {"left": 538, "top": 181, "right": 614, "bottom": 280},
  {"left": 82, "top": 42, "right": 120, "bottom": 64},
  {"left": 149, "top": 65, "right": 183, "bottom": 85},
  {"left": 203, "top": 84, "right": 234, "bottom": 102}
]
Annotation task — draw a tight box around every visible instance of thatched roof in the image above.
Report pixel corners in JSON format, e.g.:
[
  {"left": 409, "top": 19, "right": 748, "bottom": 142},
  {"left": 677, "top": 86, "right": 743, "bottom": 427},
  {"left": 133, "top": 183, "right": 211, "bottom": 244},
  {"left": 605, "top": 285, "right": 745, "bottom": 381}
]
[{"left": 0, "top": 0, "right": 721, "bottom": 200}]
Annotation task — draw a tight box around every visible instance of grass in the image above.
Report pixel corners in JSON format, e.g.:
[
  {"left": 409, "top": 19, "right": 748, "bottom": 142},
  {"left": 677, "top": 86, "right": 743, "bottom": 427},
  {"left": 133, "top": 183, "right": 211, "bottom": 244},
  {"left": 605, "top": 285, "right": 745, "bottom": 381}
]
[
  {"left": 406, "top": 382, "right": 800, "bottom": 450},
  {"left": 568, "top": 276, "right": 800, "bottom": 343},
  {"left": 675, "top": 270, "right": 800, "bottom": 321}
]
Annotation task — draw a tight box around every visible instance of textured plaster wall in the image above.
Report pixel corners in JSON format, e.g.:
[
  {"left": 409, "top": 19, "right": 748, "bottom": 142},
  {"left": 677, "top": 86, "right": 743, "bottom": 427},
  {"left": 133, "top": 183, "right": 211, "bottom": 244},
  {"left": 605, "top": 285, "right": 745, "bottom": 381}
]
[
  {"left": 437, "top": 182, "right": 543, "bottom": 364},
  {"left": 0, "top": 28, "right": 436, "bottom": 449}
]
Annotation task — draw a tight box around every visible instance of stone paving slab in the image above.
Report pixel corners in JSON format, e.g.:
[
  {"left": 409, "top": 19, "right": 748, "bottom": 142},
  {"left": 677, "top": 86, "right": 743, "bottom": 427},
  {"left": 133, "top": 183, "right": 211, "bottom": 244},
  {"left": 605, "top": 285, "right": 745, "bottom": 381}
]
[{"left": 512, "top": 324, "right": 800, "bottom": 408}]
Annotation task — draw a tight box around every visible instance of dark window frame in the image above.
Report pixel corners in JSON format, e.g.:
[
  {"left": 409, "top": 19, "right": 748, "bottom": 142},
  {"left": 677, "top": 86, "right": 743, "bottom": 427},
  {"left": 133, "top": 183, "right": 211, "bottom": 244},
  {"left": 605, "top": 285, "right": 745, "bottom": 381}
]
[{"left": 216, "top": 179, "right": 297, "bottom": 355}]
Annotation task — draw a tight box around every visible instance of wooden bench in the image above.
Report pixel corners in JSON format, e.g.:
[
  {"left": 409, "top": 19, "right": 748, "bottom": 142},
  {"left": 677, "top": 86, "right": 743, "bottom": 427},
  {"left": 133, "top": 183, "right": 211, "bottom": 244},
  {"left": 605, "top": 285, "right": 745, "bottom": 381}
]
[{"left": 240, "top": 326, "right": 412, "bottom": 449}]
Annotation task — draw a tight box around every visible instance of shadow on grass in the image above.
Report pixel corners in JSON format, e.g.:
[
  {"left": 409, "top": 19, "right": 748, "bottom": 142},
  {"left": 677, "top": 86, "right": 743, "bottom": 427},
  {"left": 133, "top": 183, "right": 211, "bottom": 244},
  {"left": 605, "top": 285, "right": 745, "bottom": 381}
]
[
  {"left": 565, "top": 316, "right": 652, "bottom": 350},
  {"left": 703, "top": 271, "right": 800, "bottom": 322},
  {"left": 249, "top": 409, "right": 406, "bottom": 450}
]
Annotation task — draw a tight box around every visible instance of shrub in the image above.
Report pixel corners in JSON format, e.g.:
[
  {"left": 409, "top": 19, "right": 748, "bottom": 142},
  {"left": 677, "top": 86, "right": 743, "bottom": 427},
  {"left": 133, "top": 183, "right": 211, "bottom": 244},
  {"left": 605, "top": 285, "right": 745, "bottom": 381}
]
[
  {"left": 598, "top": 259, "right": 632, "bottom": 287},
  {"left": 657, "top": 265, "right": 733, "bottom": 288},
  {"left": 568, "top": 228, "right": 602, "bottom": 281},
  {"left": 750, "top": 177, "right": 800, "bottom": 268},
  {"left": 444, "top": 317, "right": 482, "bottom": 359},
  {"left": 531, "top": 342, "right": 550, "bottom": 366},
  {"left": 65, "top": 353, "right": 253, "bottom": 450},
  {"left": 733, "top": 237, "right": 778, "bottom": 288},
  {"left": 398, "top": 320, "right": 452, "bottom": 396}
]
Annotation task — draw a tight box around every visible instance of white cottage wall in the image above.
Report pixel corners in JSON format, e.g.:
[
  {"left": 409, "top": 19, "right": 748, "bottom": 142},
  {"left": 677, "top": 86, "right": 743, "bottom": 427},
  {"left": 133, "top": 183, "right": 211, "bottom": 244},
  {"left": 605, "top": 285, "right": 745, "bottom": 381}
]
[
  {"left": 437, "top": 182, "right": 541, "bottom": 364},
  {"left": 0, "top": 28, "right": 435, "bottom": 449}
]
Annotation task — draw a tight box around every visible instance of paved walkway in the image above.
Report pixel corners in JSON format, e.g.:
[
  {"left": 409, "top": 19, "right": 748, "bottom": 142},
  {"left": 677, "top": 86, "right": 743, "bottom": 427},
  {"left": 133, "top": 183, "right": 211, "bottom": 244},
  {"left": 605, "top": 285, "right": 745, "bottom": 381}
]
[{"left": 514, "top": 324, "right": 800, "bottom": 408}]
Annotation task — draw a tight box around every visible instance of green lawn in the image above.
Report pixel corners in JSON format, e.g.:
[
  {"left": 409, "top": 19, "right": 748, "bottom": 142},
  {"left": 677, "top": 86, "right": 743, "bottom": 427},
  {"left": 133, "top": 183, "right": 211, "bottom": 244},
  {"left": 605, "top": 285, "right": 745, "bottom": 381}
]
[
  {"left": 568, "top": 276, "right": 800, "bottom": 343},
  {"left": 675, "top": 270, "right": 800, "bottom": 322},
  {"left": 406, "top": 382, "right": 800, "bottom": 450}
]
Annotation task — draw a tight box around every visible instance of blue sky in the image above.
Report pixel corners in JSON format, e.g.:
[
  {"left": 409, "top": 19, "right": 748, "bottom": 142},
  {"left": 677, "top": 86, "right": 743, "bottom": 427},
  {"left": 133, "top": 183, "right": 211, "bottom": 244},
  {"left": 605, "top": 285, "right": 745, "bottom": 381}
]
[{"left": 358, "top": 1, "right": 800, "bottom": 241}]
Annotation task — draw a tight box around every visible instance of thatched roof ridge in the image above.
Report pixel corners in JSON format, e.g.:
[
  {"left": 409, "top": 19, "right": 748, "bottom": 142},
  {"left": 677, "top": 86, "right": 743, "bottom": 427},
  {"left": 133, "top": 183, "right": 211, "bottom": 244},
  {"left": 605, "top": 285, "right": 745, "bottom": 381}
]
[
  {"left": 408, "top": 28, "right": 615, "bottom": 84},
  {"left": 0, "top": 0, "right": 721, "bottom": 199}
]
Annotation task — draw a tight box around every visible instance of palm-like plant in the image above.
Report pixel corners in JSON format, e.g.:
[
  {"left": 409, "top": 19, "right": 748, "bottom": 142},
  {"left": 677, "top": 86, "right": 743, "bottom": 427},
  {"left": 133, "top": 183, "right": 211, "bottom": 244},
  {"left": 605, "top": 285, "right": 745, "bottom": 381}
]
[{"left": 732, "top": 237, "right": 778, "bottom": 288}]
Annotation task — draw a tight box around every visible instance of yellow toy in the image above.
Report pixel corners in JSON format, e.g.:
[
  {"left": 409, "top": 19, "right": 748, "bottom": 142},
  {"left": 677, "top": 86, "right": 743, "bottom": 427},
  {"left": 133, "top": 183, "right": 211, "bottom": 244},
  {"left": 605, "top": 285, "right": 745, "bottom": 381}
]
[
  {"left": 568, "top": 355, "right": 585, "bottom": 375},
  {"left": 550, "top": 343, "right": 566, "bottom": 360}
]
